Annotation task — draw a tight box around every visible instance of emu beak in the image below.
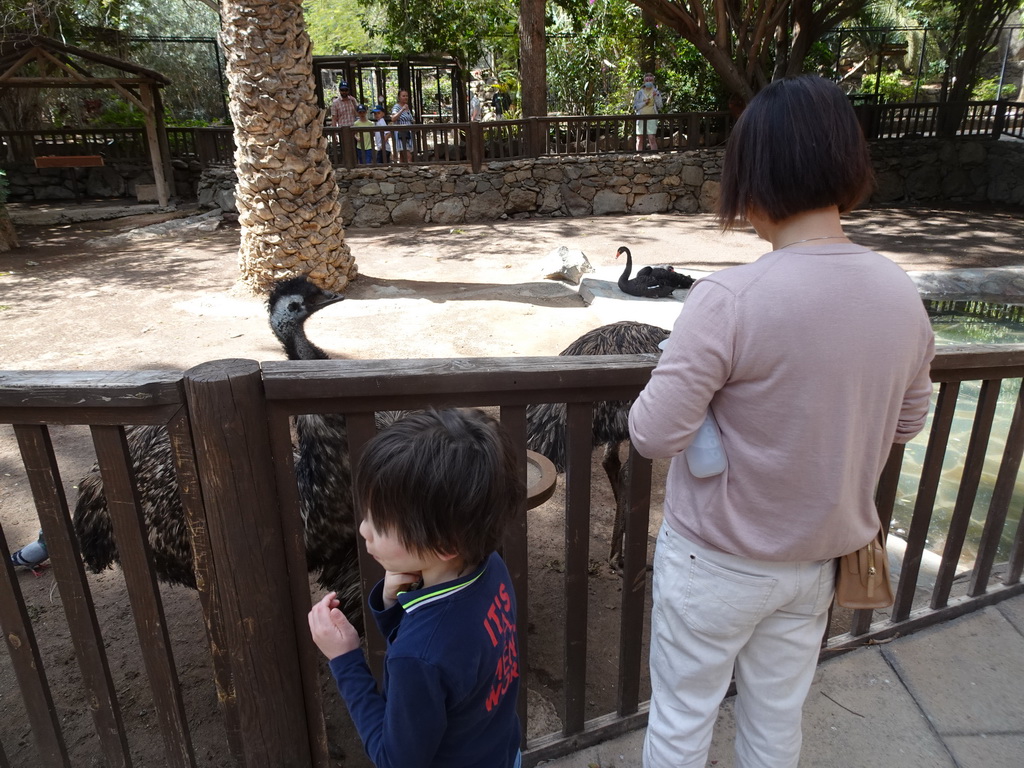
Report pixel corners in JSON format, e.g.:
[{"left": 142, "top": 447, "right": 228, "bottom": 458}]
[{"left": 313, "top": 291, "right": 346, "bottom": 310}]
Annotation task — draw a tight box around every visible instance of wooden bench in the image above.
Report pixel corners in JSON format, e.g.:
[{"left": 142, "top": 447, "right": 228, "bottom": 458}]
[
  {"left": 33, "top": 155, "right": 105, "bottom": 199},
  {"left": 33, "top": 155, "right": 105, "bottom": 169}
]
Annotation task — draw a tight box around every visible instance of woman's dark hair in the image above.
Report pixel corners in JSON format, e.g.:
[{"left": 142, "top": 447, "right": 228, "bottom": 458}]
[
  {"left": 717, "top": 75, "right": 874, "bottom": 229},
  {"left": 354, "top": 408, "right": 524, "bottom": 565}
]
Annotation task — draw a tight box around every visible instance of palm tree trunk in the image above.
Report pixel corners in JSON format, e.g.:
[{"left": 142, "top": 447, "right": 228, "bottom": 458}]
[
  {"left": 0, "top": 210, "right": 17, "bottom": 253},
  {"left": 519, "top": 0, "right": 547, "bottom": 117},
  {"left": 220, "top": 0, "right": 355, "bottom": 294}
]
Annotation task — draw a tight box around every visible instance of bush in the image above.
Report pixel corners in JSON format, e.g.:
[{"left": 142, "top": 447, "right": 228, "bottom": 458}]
[
  {"left": 971, "top": 77, "right": 1018, "bottom": 101},
  {"left": 859, "top": 72, "right": 914, "bottom": 103}
]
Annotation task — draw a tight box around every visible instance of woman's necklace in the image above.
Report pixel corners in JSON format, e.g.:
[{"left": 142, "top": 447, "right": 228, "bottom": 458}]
[{"left": 777, "top": 235, "right": 848, "bottom": 249}]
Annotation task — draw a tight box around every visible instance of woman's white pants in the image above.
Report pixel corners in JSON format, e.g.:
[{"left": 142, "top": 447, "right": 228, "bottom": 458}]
[{"left": 643, "top": 522, "right": 835, "bottom": 768}]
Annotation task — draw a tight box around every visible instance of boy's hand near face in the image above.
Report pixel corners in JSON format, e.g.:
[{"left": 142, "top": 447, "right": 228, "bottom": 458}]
[
  {"left": 308, "top": 592, "right": 361, "bottom": 659},
  {"left": 382, "top": 570, "right": 422, "bottom": 609}
]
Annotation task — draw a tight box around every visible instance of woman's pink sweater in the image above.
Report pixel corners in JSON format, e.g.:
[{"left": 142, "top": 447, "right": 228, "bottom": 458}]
[{"left": 629, "top": 244, "right": 935, "bottom": 561}]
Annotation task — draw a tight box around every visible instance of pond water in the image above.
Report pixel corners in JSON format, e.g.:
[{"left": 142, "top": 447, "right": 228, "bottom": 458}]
[{"left": 892, "top": 300, "right": 1024, "bottom": 566}]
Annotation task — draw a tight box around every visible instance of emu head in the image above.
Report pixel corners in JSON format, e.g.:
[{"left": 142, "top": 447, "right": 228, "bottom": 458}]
[{"left": 267, "top": 276, "right": 346, "bottom": 360}]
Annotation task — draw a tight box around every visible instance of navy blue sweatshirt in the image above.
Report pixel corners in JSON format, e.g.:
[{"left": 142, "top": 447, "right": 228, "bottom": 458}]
[{"left": 329, "top": 551, "right": 521, "bottom": 768}]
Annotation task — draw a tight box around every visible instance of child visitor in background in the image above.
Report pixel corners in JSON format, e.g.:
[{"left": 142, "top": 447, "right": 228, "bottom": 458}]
[{"left": 352, "top": 105, "right": 376, "bottom": 164}]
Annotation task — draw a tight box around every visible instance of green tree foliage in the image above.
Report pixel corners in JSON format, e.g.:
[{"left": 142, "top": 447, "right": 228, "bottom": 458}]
[
  {"left": 625, "top": 0, "right": 873, "bottom": 102},
  {"left": 304, "top": 0, "right": 374, "bottom": 54},
  {"left": 923, "top": 0, "right": 1021, "bottom": 106},
  {"left": 360, "top": 0, "right": 517, "bottom": 67},
  {"left": 971, "top": 76, "right": 1017, "bottom": 100},
  {"left": 546, "top": 0, "right": 722, "bottom": 114},
  {"left": 1, "top": 0, "right": 224, "bottom": 125}
]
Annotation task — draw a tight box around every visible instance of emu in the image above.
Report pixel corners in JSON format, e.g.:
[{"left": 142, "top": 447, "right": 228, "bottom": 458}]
[
  {"left": 525, "top": 320, "right": 669, "bottom": 567},
  {"left": 73, "top": 276, "right": 384, "bottom": 626}
]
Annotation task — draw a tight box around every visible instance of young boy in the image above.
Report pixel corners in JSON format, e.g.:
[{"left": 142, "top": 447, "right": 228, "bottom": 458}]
[
  {"left": 371, "top": 105, "right": 391, "bottom": 164},
  {"left": 308, "top": 408, "right": 524, "bottom": 768},
  {"left": 352, "top": 104, "right": 376, "bottom": 164}
]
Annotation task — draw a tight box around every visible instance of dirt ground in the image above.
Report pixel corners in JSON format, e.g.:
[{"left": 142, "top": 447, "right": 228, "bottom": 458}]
[{"left": 2, "top": 202, "right": 1024, "bottom": 767}]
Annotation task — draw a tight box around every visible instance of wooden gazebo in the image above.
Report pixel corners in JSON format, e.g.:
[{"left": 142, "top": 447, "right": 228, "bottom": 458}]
[{"left": 0, "top": 34, "right": 174, "bottom": 206}]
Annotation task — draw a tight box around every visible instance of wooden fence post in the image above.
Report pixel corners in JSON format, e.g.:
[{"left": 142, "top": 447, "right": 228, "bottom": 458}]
[
  {"left": 183, "top": 359, "right": 313, "bottom": 768},
  {"left": 526, "top": 117, "right": 544, "bottom": 158},
  {"left": 993, "top": 100, "right": 1009, "bottom": 139},
  {"left": 340, "top": 127, "right": 356, "bottom": 169},
  {"left": 468, "top": 121, "right": 484, "bottom": 172}
]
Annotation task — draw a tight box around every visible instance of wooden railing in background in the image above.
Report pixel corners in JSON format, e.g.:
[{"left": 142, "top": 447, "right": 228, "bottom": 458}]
[
  {"left": 6, "top": 100, "right": 1017, "bottom": 174},
  {"left": 2, "top": 345, "right": 1024, "bottom": 766}
]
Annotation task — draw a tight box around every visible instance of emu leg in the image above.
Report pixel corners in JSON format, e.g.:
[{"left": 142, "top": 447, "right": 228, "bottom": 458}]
[{"left": 602, "top": 441, "right": 628, "bottom": 570}]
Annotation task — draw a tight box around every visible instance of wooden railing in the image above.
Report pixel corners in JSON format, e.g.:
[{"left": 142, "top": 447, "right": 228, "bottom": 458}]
[
  {"left": 1, "top": 346, "right": 1023, "bottom": 766},
  {"left": 321, "top": 111, "right": 734, "bottom": 171},
  {"left": 860, "top": 100, "right": 1024, "bottom": 140},
  {"left": 2, "top": 101, "right": 1020, "bottom": 173}
]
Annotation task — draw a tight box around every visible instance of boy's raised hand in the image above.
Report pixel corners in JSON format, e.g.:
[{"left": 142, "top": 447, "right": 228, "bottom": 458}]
[
  {"left": 382, "top": 570, "right": 422, "bottom": 609},
  {"left": 308, "top": 592, "right": 361, "bottom": 660}
]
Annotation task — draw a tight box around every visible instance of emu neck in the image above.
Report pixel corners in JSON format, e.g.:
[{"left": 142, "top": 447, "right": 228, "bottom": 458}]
[{"left": 276, "top": 320, "right": 329, "bottom": 361}]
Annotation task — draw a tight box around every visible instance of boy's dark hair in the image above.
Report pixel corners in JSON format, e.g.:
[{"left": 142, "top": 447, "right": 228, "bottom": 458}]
[
  {"left": 717, "top": 75, "right": 874, "bottom": 229},
  {"left": 354, "top": 408, "right": 524, "bottom": 565}
]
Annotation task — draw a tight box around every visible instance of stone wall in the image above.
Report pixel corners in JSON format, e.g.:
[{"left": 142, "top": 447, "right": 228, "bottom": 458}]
[
  {"left": 197, "top": 137, "right": 1024, "bottom": 226},
  {"left": 198, "top": 152, "right": 724, "bottom": 225},
  {"left": 871, "top": 139, "right": 1024, "bottom": 207},
  {"left": 7, "top": 135, "right": 1022, "bottom": 214},
  {"left": 3, "top": 159, "right": 202, "bottom": 202}
]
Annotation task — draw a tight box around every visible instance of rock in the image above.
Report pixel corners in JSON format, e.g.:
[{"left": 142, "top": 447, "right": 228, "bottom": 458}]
[
  {"left": 592, "top": 189, "right": 626, "bottom": 215},
  {"left": 430, "top": 196, "right": 467, "bottom": 224},
  {"left": 391, "top": 198, "right": 427, "bottom": 225},
  {"left": 505, "top": 187, "right": 537, "bottom": 214},
  {"left": 629, "top": 192, "right": 670, "bottom": 214},
  {"left": 352, "top": 203, "right": 391, "bottom": 227},
  {"left": 540, "top": 245, "right": 594, "bottom": 285},
  {"left": 214, "top": 187, "right": 238, "bottom": 213},
  {"left": 698, "top": 179, "right": 720, "bottom": 213},
  {"left": 466, "top": 190, "right": 504, "bottom": 220},
  {"left": 560, "top": 184, "right": 591, "bottom": 217},
  {"left": 85, "top": 166, "right": 127, "bottom": 198}
]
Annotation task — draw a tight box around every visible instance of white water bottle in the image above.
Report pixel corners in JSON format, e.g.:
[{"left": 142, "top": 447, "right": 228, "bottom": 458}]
[{"left": 686, "top": 410, "right": 727, "bottom": 478}]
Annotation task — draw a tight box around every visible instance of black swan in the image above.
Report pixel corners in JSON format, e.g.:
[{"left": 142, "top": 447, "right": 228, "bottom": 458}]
[{"left": 616, "top": 246, "right": 694, "bottom": 297}]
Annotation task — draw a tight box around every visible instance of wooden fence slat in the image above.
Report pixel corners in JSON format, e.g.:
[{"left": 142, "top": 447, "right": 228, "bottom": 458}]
[
  {"left": 182, "top": 359, "right": 312, "bottom": 768},
  {"left": 90, "top": 424, "right": 197, "bottom": 768},
  {"left": 162, "top": 409, "right": 246, "bottom": 765},
  {"left": 498, "top": 405, "right": 530, "bottom": 745},
  {"left": 971, "top": 381, "right": 1024, "bottom": 595},
  {"left": 260, "top": 355, "right": 661, "bottom": 402},
  {"left": 13, "top": 424, "right": 132, "bottom": 768},
  {"left": 0, "top": 522, "right": 71, "bottom": 766},
  {"left": 932, "top": 379, "right": 1000, "bottom": 608},
  {"left": 1005, "top": 498, "right": 1024, "bottom": 585},
  {"left": 562, "top": 402, "right": 593, "bottom": 735},
  {"left": 344, "top": 410, "right": 387, "bottom": 677},
  {"left": 0, "top": 370, "right": 184, "bottom": 409},
  {"left": 616, "top": 444, "right": 652, "bottom": 716},
  {"left": 892, "top": 381, "right": 960, "bottom": 622},
  {"left": 847, "top": 443, "right": 908, "bottom": 636},
  {"left": 264, "top": 405, "right": 331, "bottom": 768}
]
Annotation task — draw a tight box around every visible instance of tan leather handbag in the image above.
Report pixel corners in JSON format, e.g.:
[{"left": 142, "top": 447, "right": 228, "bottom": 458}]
[{"left": 835, "top": 528, "right": 894, "bottom": 610}]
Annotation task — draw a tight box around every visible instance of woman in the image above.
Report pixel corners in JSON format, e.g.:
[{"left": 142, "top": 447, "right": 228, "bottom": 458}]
[
  {"left": 628, "top": 75, "right": 935, "bottom": 768},
  {"left": 390, "top": 89, "right": 415, "bottom": 163},
  {"left": 632, "top": 72, "right": 663, "bottom": 151}
]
